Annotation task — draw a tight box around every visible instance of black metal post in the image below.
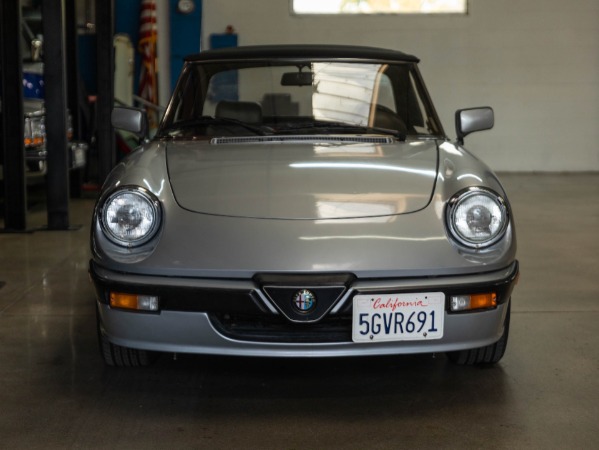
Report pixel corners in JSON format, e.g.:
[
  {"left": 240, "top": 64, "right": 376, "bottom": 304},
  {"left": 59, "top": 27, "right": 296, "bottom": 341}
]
[
  {"left": 65, "top": 0, "right": 83, "bottom": 198},
  {"left": 0, "top": 0, "right": 27, "bottom": 231},
  {"left": 96, "top": 0, "right": 115, "bottom": 183},
  {"left": 42, "top": 0, "right": 70, "bottom": 229},
  {"left": 65, "top": 0, "right": 81, "bottom": 140}
]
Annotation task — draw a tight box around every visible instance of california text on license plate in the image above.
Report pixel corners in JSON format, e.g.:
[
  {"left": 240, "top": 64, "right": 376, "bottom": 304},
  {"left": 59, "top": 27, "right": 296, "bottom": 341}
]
[{"left": 352, "top": 292, "right": 445, "bottom": 343}]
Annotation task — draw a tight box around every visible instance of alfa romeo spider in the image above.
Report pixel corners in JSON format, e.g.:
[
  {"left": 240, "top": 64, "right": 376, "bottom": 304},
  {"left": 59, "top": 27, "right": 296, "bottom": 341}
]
[{"left": 90, "top": 45, "right": 518, "bottom": 366}]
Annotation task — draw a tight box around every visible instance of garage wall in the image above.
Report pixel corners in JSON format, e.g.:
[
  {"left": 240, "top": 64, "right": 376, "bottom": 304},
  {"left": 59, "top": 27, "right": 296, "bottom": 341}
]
[{"left": 201, "top": 0, "right": 599, "bottom": 172}]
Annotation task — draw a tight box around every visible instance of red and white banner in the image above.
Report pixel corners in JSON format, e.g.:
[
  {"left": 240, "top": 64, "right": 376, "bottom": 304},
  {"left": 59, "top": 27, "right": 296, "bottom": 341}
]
[{"left": 138, "top": 0, "right": 158, "bottom": 126}]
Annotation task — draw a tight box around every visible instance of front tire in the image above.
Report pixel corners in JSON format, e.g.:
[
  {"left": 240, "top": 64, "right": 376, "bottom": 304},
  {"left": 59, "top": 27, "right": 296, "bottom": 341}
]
[
  {"left": 97, "top": 309, "right": 156, "bottom": 367},
  {"left": 447, "top": 302, "right": 511, "bottom": 366}
]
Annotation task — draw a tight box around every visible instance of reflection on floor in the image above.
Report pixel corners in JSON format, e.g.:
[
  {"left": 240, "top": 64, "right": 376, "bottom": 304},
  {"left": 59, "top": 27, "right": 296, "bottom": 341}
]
[{"left": 0, "top": 174, "right": 598, "bottom": 448}]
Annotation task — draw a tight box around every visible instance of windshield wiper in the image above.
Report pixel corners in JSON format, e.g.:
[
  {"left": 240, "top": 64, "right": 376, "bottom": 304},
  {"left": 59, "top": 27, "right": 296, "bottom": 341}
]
[
  {"left": 158, "top": 116, "right": 269, "bottom": 137},
  {"left": 275, "top": 121, "right": 406, "bottom": 141},
  {"left": 356, "top": 125, "right": 407, "bottom": 141}
]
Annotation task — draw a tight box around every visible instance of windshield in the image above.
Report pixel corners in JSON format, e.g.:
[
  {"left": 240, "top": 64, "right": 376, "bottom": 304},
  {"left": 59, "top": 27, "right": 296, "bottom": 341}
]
[{"left": 158, "top": 60, "right": 443, "bottom": 139}]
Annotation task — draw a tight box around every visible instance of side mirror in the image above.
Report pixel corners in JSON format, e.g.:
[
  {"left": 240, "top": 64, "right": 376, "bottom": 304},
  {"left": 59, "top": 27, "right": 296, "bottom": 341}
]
[
  {"left": 455, "top": 107, "right": 494, "bottom": 145},
  {"left": 111, "top": 106, "right": 148, "bottom": 139}
]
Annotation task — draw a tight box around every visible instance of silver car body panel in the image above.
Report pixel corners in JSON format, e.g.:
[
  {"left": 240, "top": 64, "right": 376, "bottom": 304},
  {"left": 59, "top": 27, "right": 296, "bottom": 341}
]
[
  {"left": 98, "top": 303, "right": 509, "bottom": 358},
  {"left": 93, "top": 138, "right": 515, "bottom": 279},
  {"left": 167, "top": 139, "right": 437, "bottom": 220}
]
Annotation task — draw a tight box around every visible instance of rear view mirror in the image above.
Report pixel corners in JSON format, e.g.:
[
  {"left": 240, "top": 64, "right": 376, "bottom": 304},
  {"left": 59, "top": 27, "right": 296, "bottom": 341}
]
[
  {"left": 281, "top": 71, "right": 313, "bottom": 86},
  {"left": 455, "top": 107, "right": 494, "bottom": 145}
]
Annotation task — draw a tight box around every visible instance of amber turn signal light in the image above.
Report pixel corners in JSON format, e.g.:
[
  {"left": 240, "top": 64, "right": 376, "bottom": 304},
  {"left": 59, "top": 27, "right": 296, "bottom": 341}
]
[
  {"left": 450, "top": 293, "right": 497, "bottom": 312},
  {"left": 109, "top": 292, "right": 159, "bottom": 311}
]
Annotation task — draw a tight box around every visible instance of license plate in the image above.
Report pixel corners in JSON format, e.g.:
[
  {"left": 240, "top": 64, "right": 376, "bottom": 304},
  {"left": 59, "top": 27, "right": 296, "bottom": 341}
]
[{"left": 352, "top": 292, "right": 444, "bottom": 342}]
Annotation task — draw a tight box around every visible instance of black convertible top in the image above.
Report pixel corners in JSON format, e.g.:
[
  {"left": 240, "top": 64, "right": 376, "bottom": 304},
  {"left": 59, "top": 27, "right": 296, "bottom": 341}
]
[{"left": 185, "top": 44, "right": 419, "bottom": 63}]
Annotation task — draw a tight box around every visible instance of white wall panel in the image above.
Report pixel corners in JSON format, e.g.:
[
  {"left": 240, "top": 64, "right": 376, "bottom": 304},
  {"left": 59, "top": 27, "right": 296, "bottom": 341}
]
[{"left": 202, "top": 0, "right": 599, "bottom": 171}]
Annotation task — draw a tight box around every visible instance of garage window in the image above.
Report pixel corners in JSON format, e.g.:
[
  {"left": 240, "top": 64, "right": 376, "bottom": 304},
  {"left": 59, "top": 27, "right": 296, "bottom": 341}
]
[{"left": 292, "top": 0, "right": 467, "bottom": 14}]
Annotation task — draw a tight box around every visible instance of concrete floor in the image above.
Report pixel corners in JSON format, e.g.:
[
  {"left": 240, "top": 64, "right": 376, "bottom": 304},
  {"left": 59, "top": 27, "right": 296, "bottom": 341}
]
[{"left": 0, "top": 173, "right": 597, "bottom": 449}]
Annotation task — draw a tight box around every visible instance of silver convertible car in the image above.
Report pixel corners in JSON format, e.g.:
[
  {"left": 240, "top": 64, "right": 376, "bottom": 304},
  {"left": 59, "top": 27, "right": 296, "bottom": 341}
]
[{"left": 91, "top": 45, "right": 518, "bottom": 367}]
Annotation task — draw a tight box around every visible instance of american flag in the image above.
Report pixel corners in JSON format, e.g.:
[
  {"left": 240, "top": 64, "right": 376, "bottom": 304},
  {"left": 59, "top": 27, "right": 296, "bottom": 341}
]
[{"left": 138, "top": 0, "right": 158, "bottom": 127}]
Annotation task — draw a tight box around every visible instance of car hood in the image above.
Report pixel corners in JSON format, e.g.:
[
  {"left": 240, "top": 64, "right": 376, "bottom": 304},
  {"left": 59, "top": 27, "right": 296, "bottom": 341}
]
[{"left": 166, "top": 137, "right": 439, "bottom": 220}]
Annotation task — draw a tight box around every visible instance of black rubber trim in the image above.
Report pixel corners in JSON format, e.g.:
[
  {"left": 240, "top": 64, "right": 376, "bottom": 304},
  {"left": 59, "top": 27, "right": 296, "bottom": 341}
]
[
  {"left": 254, "top": 272, "right": 356, "bottom": 287},
  {"left": 89, "top": 261, "right": 268, "bottom": 315},
  {"left": 348, "top": 261, "right": 519, "bottom": 315},
  {"left": 90, "top": 260, "right": 518, "bottom": 319}
]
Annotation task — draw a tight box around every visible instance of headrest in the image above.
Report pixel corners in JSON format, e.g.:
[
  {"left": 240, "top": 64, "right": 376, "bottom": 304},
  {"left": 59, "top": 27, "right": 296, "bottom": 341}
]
[{"left": 215, "top": 101, "right": 263, "bottom": 124}]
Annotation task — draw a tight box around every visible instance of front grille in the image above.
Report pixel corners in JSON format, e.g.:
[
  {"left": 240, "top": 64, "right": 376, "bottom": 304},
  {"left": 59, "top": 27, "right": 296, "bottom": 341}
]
[{"left": 209, "top": 313, "right": 353, "bottom": 343}]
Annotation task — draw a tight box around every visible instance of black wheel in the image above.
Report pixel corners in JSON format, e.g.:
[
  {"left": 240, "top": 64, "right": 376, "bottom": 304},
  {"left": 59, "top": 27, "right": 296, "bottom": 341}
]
[
  {"left": 447, "top": 302, "right": 511, "bottom": 366},
  {"left": 96, "top": 309, "right": 156, "bottom": 367}
]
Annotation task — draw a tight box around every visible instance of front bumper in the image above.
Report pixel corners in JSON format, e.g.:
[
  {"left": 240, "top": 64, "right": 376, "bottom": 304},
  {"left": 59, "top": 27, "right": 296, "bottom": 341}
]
[{"left": 91, "top": 261, "right": 518, "bottom": 358}]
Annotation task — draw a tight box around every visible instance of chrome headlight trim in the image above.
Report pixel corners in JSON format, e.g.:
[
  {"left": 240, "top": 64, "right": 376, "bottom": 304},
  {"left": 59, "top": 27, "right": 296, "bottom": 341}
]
[
  {"left": 99, "top": 187, "right": 162, "bottom": 247},
  {"left": 446, "top": 187, "right": 509, "bottom": 249}
]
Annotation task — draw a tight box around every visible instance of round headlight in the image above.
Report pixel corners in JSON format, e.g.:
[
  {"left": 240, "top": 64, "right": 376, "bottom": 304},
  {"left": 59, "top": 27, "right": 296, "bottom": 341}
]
[
  {"left": 447, "top": 188, "right": 508, "bottom": 248},
  {"left": 100, "top": 188, "right": 161, "bottom": 247}
]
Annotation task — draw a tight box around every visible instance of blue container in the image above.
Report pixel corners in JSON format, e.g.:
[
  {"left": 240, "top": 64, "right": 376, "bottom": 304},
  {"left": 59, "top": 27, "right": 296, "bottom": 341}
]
[{"left": 22, "top": 62, "right": 45, "bottom": 99}]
